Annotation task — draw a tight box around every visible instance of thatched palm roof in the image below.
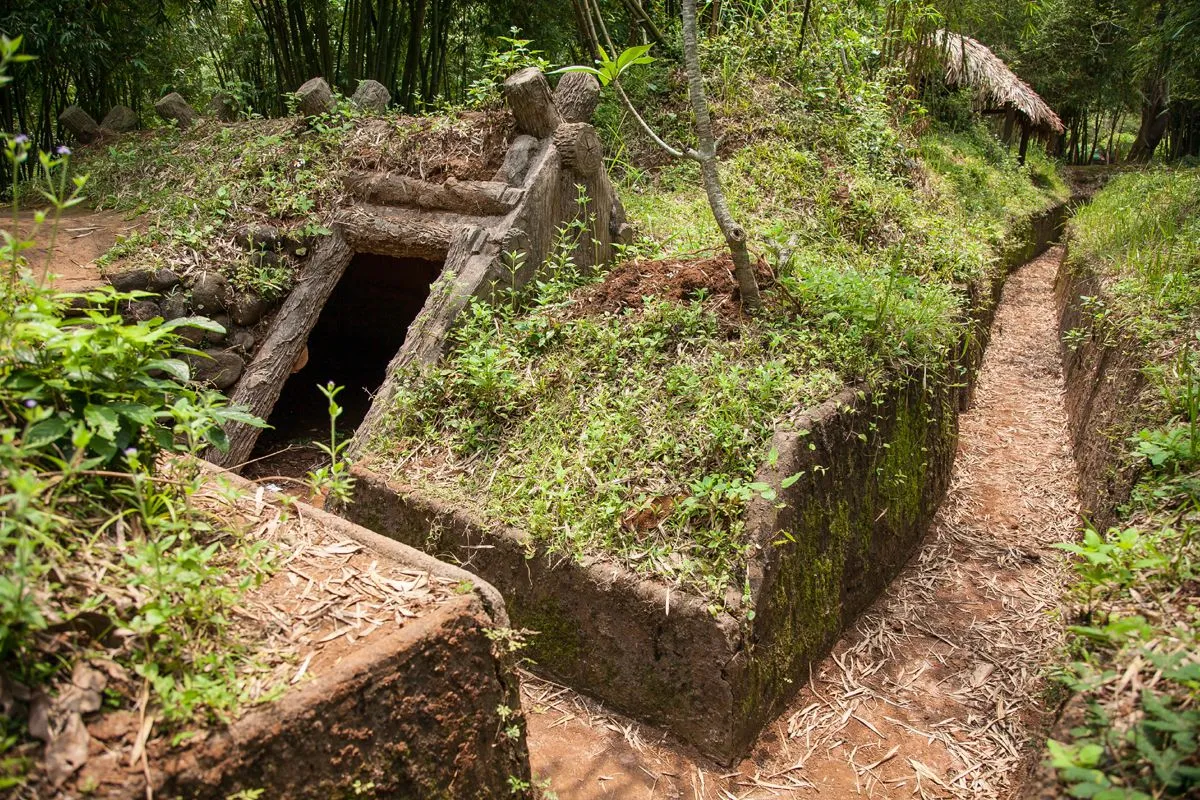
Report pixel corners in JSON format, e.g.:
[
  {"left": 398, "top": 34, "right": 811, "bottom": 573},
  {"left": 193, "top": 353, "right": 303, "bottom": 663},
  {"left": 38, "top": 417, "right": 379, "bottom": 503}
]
[{"left": 934, "top": 30, "right": 1064, "bottom": 136}]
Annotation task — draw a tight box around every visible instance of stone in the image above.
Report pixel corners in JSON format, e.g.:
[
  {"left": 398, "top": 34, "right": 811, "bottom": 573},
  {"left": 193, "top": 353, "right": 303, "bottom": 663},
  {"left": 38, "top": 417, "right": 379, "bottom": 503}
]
[
  {"left": 63, "top": 296, "right": 91, "bottom": 318},
  {"left": 58, "top": 105, "right": 100, "bottom": 144},
  {"left": 296, "top": 77, "right": 335, "bottom": 118},
  {"left": 208, "top": 314, "right": 232, "bottom": 345},
  {"left": 190, "top": 272, "right": 227, "bottom": 316},
  {"left": 207, "top": 92, "right": 238, "bottom": 123},
  {"left": 351, "top": 79, "right": 391, "bottom": 112},
  {"left": 154, "top": 92, "right": 198, "bottom": 130},
  {"left": 100, "top": 105, "right": 138, "bottom": 133},
  {"left": 188, "top": 350, "right": 245, "bottom": 391},
  {"left": 177, "top": 323, "right": 207, "bottom": 345},
  {"left": 108, "top": 269, "right": 153, "bottom": 292},
  {"left": 121, "top": 300, "right": 161, "bottom": 324},
  {"left": 148, "top": 268, "right": 181, "bottom": 293},
  {"left": 234, "top": 225, "right": 280, "bottom": 252},
  {"left": 227, "top": 328, "right": 256, "bottom": 353},
  {"left": 230, "top": 292, "right": 270, "bottom": 327},
  {"left": 279, "top": 233, "right": 309, "bottom": 257},
  {"left": 250, "top": 250, "right": 283, "bottom": 271},
  {"left": 160, "top": 293, "right": 189, "bottom": 321}
]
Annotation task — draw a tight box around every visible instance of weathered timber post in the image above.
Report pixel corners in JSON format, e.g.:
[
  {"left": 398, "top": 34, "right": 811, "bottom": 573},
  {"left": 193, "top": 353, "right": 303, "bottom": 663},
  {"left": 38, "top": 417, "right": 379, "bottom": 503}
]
[
  {"left": 553, "top": 72, "right": 601, "bottom": 123},
  {"left": 503, "top": 68, "right": 562, "bottom": 138},
  {"left": 209, "top": 232, "right": 354, "bottom": 467}
]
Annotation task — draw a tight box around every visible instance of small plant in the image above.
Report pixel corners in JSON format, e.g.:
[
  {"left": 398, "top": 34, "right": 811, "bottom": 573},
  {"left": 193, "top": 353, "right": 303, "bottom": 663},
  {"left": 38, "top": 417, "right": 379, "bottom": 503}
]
[
  {"left": 467, "top": 29, "right": 552, "bottom": 108},
  {"left": 1, "top": 39, "right": 281, "bottom": 777},
  {"left": 306, "top": 382, "right": 356, "bottom": 504},
  {"left": 1048, "top": 169, "right": 1200, "bottom": 800}
]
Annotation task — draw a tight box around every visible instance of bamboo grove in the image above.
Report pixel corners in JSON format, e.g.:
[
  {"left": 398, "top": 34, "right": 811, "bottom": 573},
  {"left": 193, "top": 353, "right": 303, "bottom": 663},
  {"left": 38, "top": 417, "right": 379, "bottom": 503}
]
[{"left": 0, "top": 0, "right": 1198, "bottom": 167}]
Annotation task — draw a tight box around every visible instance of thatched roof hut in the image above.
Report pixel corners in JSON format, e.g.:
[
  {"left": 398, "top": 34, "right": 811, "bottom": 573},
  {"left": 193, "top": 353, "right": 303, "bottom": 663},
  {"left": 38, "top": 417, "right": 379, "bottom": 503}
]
[{"left": 933, "top": 30, "right": 1064, "bottom": 139}]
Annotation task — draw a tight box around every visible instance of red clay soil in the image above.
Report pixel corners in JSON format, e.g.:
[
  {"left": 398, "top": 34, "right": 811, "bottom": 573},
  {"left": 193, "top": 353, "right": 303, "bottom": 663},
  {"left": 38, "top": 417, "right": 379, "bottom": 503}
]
[
  {"left": 573, "top": 254, "right": 772, "bottom": 319},
  {"left": 14, "top": 207, "right": 143, "bottom": 291},
  {"left": 345, "top": 111, "right": 514, "bottom": 183},
  {"left": 14, "top": 480, "right": 526, "bottom": 799},
  {"left": 526, "top": 246, "right": 1081, "bottom": 799}
]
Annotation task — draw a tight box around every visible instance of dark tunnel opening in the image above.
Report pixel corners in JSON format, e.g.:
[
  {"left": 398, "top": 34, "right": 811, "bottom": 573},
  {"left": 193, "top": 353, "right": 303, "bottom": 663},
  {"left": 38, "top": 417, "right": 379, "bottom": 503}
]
[{"left": 246, "top": 252, "right": 442, "bottom": 484}]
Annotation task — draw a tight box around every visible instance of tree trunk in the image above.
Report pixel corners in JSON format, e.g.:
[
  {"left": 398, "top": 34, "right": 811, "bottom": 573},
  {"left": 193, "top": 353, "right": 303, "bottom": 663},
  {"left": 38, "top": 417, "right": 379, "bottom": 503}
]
[
  {"left": 680, "top": 0, "right": 761, "bottom": 312},
  {"left": 1128, "top": 74, "right": 1170, "bottom": 163},
  {"left": 1106, "top": 111, "right": 1121, "bottom": 163}
]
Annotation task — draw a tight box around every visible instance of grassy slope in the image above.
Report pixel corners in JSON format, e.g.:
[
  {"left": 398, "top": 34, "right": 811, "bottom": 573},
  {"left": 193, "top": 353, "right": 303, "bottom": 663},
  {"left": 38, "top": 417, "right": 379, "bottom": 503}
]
[
  {"left": 1048, "top": 169, "right": 1200, "bottom": 799},
  {"left": 72, "top": 107, "right": 508, "bottom": 295},
  {"left": 368, "top": 66, "right": 1066, "bottom": 601}
]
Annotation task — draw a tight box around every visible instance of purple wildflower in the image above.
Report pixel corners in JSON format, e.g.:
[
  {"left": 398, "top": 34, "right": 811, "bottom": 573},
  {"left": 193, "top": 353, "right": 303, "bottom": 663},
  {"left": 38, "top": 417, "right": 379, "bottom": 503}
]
[
  {"left": 23, "top": 398, "right": 37, "bottom": 408},
  {"left": 13, "top": 133, "right": 28, "bottom": 145},
  {"left": 56, "top": 145, "right": 71, "bottom": 156},
  {"left": 123, "top": 447, "right": 138, "bottom": 457}
]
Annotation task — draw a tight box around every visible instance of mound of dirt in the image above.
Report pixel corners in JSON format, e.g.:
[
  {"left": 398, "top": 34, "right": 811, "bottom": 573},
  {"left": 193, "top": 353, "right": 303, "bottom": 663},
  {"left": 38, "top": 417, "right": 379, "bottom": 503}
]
[
  {"left": 574, "top": 253, "right": 771, "bottom": 319},
  {"left": 346, "top": 110, "right": 514, "bottom": 183}
]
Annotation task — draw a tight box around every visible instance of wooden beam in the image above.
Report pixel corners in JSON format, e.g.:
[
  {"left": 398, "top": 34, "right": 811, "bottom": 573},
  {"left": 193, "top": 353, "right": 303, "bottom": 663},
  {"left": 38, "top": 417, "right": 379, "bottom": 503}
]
[
  {"left": 343, "top": 172, "right": 522, "bottom": 215},
  {"left": 339, "top": 210, "right": 457, "bottom": 260},
  {"left": 208, "top": 230, "right": 354, "bottom": 468}
]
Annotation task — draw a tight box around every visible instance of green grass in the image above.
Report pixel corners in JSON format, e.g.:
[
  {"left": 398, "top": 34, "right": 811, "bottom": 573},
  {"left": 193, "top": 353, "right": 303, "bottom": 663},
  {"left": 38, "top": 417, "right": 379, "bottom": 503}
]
[
  {"left": 1066, "top": 169, "right": 1200, "bottom": 345},
  {"left": 369, "top": 76, "right": 1065, "bottom": 602},
  {"left": 1048, "top": 168, "right": 1200, "bottom": 798}
]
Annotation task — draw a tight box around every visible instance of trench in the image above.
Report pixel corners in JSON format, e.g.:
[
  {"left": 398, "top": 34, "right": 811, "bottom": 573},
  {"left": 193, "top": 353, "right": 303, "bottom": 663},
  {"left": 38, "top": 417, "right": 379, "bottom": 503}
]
[
  {"left": 245, "top": 252, "right": 442, "bottom": 482},
  {"left": 523, "top": 246, "right": 1082, "bottom": 798}
]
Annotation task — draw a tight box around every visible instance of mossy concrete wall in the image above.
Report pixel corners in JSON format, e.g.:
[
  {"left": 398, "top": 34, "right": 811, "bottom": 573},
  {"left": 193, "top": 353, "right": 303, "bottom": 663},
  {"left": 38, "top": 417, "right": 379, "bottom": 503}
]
[
  {"left": 345, "top": 202, "right": 1068, "bottom": 764},
  {"left": 734, "top": 202, "right": 1069, "bottom": 750}
]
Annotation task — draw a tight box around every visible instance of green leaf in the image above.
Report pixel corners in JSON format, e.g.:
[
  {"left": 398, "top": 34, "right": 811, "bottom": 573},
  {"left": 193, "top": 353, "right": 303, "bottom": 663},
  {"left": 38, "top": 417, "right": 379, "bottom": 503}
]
[
  {"left": 84, "top": 405, "right": 121, "bottom": 441},
  {"left": 780, "top": 471, "right": 805, "bottom": 489},
  {"left": 24, "top": 416, "right": 70, "bottom": 448},
  {"left": 110, "top": 403, "right": 156, "bottom": 426},
  {"left": 147, "top": 358, "right": 190, "bottom": 382},
  {"left": 159, "top": 316, "right": 226, "bottom": 335},
  {"left": 550, "top": 65, "right": 604, "bottom": 79}
]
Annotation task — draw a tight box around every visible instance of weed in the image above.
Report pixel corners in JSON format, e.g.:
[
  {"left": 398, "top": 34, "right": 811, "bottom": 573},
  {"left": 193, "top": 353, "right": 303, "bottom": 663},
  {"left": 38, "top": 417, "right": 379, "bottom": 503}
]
[
  {"left": 1048, "top": 169, "right": 1200, "bottom": 799},
  {"left": 1, "top": 38, "right": 279, "bottom": 753},
  {"left": 306, "top": 382, "right": 356, "bottom": 505}
]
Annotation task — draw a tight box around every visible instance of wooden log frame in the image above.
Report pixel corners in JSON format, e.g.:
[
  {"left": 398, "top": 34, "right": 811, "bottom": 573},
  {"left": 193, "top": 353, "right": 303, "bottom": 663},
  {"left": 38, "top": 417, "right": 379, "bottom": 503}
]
[
  {"left": 338, "top": 209, "right": 458, "bottom": 261},
  {"left": 503, "top": 68, "right": 562, "bottom": 138},
  {"left": 552, "top": 123, "right": 603, "bottom": 177},
  {"left": 343, "top": 172, "right": 524, "bottom": 216},
  {"left": 553, "top": 72, "right": 601, "bottom": 123},
  {"left": 210, "top": 231, "right": 354, "bottom": 468},
  {"left": 211, "top": 69, "right": 632, "bottom": 470}
]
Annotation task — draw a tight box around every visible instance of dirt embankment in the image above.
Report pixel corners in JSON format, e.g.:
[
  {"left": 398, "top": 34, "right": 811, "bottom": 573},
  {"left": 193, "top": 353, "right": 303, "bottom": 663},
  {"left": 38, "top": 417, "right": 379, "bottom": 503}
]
[{"left": 524, "top": 246, "right": 1082, "bottom": 799}]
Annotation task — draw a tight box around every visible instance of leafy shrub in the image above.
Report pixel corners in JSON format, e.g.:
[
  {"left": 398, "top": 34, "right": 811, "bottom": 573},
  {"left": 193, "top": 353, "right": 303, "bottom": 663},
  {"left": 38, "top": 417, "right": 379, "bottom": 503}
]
[{"left": 0, "top": 38, "right": 274, "bottom": 757}]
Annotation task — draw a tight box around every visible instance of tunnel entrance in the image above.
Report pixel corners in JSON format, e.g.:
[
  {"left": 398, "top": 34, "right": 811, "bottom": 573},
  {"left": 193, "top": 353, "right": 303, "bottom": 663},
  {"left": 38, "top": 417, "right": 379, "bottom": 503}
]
[{"left": 246, "top": 252, "right": 442, "bottom": 485}]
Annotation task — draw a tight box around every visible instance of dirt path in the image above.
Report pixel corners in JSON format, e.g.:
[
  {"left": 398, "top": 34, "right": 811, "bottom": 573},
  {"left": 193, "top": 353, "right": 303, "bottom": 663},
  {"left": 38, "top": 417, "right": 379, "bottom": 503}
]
[
  {"left": 525, "top": 246, "right": 1080, "bottom": 799},
  {"left": 10, "top": 206, "right": 142, "bottom": 290}
]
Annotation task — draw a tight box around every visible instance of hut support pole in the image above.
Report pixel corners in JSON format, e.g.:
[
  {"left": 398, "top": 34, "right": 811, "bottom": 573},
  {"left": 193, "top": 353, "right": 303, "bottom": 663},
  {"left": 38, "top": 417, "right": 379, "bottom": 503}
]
[{"left": 1017, "top": 124, "right": 1031, "bottom": 165}]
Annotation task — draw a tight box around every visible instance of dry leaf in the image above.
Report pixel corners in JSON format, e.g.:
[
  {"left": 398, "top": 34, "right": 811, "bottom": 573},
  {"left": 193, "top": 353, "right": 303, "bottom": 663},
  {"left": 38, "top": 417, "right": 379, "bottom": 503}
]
[{"left": 46, "top": 711, "right": 90, "bottom": 787}]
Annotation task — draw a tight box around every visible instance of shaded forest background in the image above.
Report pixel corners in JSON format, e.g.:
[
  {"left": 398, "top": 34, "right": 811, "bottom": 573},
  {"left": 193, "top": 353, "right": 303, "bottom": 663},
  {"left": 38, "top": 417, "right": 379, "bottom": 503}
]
[{"left": 1, "top": 0, "right": 1198, "bottom": 165}]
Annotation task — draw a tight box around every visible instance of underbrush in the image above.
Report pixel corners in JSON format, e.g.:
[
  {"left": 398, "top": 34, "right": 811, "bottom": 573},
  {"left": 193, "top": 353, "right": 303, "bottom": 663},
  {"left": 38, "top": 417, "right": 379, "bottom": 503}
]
[
  {"left": 1, "top": 50, "right": 285, "bottom": 787},
  {"left": 376, "top": 240, "right": 958, "bottom": 597},
  {"left": 1065, "top": 169, "right": 1200, "bottom": 346},
  {"left": 370, "top": 19, "right": 1065, "bottom": 602},
  {"left": 1048, "top": 169, "right": 1200, "bottom": 798}
]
